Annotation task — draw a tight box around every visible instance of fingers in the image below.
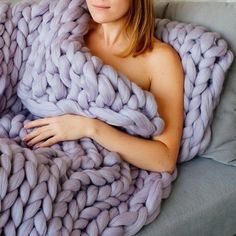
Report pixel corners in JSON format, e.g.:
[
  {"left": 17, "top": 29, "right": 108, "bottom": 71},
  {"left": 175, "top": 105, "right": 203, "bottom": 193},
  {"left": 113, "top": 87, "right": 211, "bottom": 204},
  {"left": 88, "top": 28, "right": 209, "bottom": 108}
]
[
  {"left": 37, "top": 136, "right": 59, "bottom": 148},
  {"left": 26, "top": 132, "right": 54, "bottom": 147},
  {"left": 24, "top": 118, "right": 52, "bottom": 129},
  {"left": 22, "top": 117, "right": 61, "bottom": 148},
  {"left": 23, "top": 127, "right": 52, "bottom": 142},
  {"left": 23, "top": 127, "right": 41, "bottom": 142}
]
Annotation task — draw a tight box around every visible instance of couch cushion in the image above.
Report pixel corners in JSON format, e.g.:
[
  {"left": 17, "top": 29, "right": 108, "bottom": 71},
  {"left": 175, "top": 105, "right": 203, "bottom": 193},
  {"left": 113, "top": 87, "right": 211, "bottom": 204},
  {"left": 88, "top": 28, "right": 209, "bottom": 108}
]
[
  {"left": 136, "top": 156, "right": 236, "bottom": 236},
  {"left": 164, "top": 2, "right": 236, "bottom": 69},
  {"left": 154, "top": 1, "right": 168, "bottom": 19},
  {"left": 158, "top": 1, "right": 236, "bottom": 167}
]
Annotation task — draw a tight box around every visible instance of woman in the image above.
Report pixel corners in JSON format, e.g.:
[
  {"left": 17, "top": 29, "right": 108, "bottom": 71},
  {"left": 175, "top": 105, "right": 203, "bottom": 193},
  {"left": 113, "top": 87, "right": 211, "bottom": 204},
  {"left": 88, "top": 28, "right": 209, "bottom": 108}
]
[{"left": 23, "top": 0, "right": 184, "bottom": 174}]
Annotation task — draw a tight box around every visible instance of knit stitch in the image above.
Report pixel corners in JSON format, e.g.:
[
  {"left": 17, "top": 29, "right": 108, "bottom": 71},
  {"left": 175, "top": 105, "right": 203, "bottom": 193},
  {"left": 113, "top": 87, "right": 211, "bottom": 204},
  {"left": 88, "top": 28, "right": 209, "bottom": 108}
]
[{"left": 0, "top": 0, "right": 234, "bottom": 235}]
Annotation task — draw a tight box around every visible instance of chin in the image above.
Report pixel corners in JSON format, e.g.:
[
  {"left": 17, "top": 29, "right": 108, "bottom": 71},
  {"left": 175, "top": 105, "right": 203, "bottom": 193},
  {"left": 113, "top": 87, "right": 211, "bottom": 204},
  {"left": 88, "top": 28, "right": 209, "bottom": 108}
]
[{"left": 90, "top": 15, "right": 112, "bottom": 24}]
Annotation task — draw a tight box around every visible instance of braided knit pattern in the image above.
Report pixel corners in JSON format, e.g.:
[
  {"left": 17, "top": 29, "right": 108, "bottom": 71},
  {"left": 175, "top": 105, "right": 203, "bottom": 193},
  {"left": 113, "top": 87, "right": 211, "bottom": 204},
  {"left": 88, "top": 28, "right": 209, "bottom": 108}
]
[
  {"left": 154, "top": 18, "right": 234, "bottom": 162},
  {"left": 0, "top": 0, "right": 234, "bottom": 235}
]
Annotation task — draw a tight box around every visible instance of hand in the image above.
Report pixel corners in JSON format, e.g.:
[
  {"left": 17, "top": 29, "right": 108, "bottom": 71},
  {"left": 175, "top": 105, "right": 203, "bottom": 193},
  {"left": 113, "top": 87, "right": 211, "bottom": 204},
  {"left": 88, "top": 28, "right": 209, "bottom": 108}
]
[{"left": 22, "top": 114, "right": 93, "bottom": 148}]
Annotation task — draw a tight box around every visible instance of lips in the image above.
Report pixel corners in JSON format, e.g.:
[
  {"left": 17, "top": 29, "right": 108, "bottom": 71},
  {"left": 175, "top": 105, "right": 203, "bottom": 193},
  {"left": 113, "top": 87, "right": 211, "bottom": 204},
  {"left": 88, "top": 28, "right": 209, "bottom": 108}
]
[{"left": 93, "top": 5, "right": 110, "bottom": 9}]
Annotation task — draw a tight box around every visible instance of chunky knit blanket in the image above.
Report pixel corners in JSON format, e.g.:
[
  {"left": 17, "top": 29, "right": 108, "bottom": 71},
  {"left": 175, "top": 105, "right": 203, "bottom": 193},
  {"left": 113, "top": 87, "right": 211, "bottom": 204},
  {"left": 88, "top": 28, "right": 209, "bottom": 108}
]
[{"left": 0, "top": 0, "right": 234, "bottom": 235}]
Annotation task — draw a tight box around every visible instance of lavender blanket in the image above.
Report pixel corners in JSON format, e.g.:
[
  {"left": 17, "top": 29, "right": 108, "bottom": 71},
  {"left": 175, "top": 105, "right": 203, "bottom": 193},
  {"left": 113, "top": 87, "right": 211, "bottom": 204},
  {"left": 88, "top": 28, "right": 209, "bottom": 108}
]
[{"left": 0, "top": 0, "right": 234, "bottom": 235}]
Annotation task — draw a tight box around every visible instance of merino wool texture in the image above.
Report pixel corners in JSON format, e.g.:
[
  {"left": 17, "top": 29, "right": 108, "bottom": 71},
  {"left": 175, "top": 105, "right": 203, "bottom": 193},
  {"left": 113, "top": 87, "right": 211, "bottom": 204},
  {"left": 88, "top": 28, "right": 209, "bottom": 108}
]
[{"left": 0, "top": 0, "right": 234, "bottom": 235}]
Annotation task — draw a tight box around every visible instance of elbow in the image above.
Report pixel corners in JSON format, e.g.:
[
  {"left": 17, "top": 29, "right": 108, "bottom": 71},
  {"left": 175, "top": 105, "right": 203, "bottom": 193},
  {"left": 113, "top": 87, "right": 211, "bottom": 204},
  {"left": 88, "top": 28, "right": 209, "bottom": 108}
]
[
  {"left": 153, "top": 160, "right": 175, "bottom": 174},
  {"left": 165, "top": 146, "right": 177, "bottom": 175},
  {"left": 163, "top": 146, "right": 177, "bottom": 174},
  {"left": 166, "top": 152, "right": 177, "bottom": 175},
  {"left": 166, "top": 163, "right": 176, "bottom": 175},
  {"left": 153, "top": 144, "right": 176, "bottom": 174}
]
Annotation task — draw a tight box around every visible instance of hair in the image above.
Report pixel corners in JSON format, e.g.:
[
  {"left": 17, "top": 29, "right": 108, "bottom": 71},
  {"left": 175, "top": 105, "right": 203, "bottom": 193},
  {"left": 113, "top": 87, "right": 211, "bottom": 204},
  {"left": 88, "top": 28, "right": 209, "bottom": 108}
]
[{"left": 117, "top": 0, "right": 156, "bottom": 58}]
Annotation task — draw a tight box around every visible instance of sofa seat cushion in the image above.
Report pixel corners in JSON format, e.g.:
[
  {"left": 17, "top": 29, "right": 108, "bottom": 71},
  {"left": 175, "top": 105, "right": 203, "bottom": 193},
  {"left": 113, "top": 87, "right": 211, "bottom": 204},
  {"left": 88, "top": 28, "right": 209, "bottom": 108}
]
[{"left": 136, "top": 157, "right": 236, "bottom": 236}]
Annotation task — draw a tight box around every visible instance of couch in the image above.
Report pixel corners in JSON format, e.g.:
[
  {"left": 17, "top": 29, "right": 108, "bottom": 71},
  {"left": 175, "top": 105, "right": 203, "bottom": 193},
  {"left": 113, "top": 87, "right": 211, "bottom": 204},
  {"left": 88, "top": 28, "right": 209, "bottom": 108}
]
[
  {"left": 7, "top": 0, "right": 236, "bottom": 235},
  {"left": 137, "top": 1, "right": 236, "bottom": 236}
]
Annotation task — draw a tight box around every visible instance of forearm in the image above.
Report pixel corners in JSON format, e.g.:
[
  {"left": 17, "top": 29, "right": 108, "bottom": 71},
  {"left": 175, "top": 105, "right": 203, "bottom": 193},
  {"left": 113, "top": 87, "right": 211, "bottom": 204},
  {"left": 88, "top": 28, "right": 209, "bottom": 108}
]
[{"left": 86, "top": 119, "right": 173, "bottom": 173}]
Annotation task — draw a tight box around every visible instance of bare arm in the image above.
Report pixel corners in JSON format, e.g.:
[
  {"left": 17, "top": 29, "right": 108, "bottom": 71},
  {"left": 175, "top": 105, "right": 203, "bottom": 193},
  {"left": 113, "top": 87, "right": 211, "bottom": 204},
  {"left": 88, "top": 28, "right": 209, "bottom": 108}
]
[
  {"left": 23, "top": 42, "right": 184, "bottom": 175},
  {"left": 148, "top": 42, "right": 185, "bottom": 171},
  {"left": 87, "top": 43, "right": 184, "bottom": 174},
  {"left": 88, "top": 118, "right": 172, "bottom": 173}
]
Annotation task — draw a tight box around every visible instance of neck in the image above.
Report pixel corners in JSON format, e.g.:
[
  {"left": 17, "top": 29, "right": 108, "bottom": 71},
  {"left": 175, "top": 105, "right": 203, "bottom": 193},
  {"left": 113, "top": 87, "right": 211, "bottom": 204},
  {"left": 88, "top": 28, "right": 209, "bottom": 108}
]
[{"left": 97, "top": 17, "right": 130, "bottom": 48}]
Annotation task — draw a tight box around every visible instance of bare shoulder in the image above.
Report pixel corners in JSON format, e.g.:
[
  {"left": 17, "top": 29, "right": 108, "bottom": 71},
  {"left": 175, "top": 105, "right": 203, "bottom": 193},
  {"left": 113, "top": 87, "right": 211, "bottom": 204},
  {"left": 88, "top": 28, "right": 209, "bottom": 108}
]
[
  {"left": 146, "top": 37, "right": 184, "bottom": 100},
  {"left": 143, "top": 38, "right": 185, "bottom": 100},
  {"left": 152, "top": 38, "right": 180, "bottom": 56},
  {"left": 146, "top": 38, "right": 183, "bottom": 79},
  {"left": 146, "top": 38, "right": 184, "bottom": 172}
]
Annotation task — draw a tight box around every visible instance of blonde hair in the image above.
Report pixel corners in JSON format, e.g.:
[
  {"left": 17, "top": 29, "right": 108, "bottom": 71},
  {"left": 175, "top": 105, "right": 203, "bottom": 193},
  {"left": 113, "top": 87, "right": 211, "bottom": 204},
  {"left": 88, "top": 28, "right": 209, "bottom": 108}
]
[{"left": 117, "top": 0, "right": 155, "bottom": 58}]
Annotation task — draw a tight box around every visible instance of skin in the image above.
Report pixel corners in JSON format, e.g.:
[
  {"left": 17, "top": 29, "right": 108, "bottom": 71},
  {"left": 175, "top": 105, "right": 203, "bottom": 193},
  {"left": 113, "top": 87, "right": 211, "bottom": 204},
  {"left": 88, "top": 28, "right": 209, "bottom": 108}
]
[{"left": 23, "top": 0, "right": 184, "bottom": 174}]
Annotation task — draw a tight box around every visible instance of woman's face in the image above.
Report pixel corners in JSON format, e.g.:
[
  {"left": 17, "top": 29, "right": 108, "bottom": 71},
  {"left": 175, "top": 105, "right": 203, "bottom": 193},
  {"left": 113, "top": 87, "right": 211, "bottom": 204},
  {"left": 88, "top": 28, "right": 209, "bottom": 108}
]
[{"left": 86, "top": 0, "right": 130, "bottom": 24}]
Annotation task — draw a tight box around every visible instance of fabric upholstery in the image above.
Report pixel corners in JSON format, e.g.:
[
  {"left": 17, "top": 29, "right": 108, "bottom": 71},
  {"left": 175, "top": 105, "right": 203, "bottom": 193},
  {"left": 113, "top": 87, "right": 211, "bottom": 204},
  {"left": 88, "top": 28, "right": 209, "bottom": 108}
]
[
  {"left": 135, "top": 1, "right": 236, "bottom": 235},
  {"left": 0, "top": 1, "right": 235, "bottom": 235},
  {"left": 3, "top": 0, "right": 233, "bottom": 234},
  {"left": 136, "top": 156, "right": 236, "bottom": 236},
  {"left": 163, "top": 1, "right": 236, "bottom": 167}
]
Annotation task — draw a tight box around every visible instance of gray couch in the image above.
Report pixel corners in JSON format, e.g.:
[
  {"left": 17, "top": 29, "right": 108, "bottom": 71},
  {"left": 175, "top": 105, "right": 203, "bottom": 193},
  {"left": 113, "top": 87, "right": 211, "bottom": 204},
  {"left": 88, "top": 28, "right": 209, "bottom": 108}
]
[
  {"left": 8, "top": 0, "right": 236, "bottom": 235},
  {"left": 137, "top": 1, "right": 236, "bottom": 236}
]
